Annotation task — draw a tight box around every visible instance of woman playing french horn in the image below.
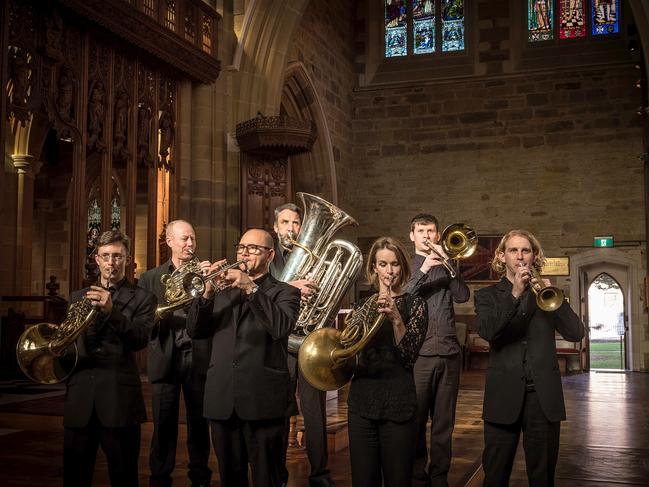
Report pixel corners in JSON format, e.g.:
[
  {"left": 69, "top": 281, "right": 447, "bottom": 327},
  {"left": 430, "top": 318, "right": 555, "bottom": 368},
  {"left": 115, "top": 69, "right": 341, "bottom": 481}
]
[{"left": 346, "top": 237, "right": 427, "bottom": 487}]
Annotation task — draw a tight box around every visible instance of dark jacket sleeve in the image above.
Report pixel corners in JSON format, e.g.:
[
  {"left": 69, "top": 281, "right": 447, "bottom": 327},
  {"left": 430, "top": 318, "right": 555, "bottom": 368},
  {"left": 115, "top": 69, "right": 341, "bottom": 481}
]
[
  {"left": 406, "top": 264, "right": 470, "bottom": 303},
  {"left": 553, "top": 301, "right": 585, "bottom": 342},
  {"left": 104, "top": 290, "right": 157, "bottom": 351},
  {"left": 475, "top": 287, "right": 535, "bottom": 345},
  {"left": 186, "top": 296, "right": 217, "bottom": 339},
  {"left": 246, "top": 284, "right": 300, "bottom": 341}
]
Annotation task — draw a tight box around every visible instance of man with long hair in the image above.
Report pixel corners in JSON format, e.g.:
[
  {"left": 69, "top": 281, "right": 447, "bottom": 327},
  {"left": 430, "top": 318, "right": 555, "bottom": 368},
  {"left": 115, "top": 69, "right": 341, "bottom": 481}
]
[{"left": 475, "top": 229, "right": 584, "bottom": 486}]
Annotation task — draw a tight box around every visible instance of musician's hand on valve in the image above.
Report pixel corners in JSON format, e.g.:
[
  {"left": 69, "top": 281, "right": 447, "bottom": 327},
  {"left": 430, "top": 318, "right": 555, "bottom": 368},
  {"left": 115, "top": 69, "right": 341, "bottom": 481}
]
[
  {"left": 512, "top": 263, "right": 531, "bottom": 299},
  {"left": 203, "top": 259, "right": 227, "bottom": 299},
  {"left": 224, "top": 269, "right": 257, "bottom": 295},
  {"left": 289, "top": 279, "right": 318, "bottom": 297},
  {"left": 376, "top": 292, "right": 401, "bottom": 324},
  {"left": 86, "top": 286, "right": 113, "bottom": 314}
]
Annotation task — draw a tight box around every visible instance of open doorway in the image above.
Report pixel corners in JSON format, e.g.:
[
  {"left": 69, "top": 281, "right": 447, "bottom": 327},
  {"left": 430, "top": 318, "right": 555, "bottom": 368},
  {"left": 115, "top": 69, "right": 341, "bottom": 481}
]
[{"left": 587, "top": 273, "right": 626, "bottom": 370}]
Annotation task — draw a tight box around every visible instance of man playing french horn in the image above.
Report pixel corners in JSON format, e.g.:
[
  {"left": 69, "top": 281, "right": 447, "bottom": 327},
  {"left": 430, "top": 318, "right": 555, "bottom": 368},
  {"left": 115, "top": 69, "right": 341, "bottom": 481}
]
[
  {"left": 64, "top": 230, "right": 156, "bottom": 487},
  {"left": 138, "top": 220, "right": 213, "bottom": 487}
]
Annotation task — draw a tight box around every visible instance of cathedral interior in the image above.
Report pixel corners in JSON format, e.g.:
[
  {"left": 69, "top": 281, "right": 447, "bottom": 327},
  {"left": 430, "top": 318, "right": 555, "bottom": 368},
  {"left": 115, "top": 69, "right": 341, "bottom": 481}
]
[{"left": 1, "top": 0, "right": 649, "bottom": 486}]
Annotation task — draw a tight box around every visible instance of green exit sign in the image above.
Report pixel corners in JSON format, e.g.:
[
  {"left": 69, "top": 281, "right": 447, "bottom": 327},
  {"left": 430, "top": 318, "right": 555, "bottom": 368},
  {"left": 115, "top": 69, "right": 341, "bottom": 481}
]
[{"left": 594, "top": 236, "right": 614, "bottom": 248}]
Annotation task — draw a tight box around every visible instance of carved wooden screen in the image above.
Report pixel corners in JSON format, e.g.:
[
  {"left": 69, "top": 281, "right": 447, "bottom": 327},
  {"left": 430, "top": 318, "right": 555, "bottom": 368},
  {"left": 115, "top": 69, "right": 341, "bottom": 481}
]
[{"left": 5, "top": 0, "right": 179, "bottom": 291}]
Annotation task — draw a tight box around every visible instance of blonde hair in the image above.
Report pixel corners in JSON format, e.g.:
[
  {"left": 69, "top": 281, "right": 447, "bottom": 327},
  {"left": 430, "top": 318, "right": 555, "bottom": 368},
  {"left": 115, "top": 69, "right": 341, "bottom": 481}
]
[
  {"left": 491, "top": 229, "right": 546, "bottom": 276},
  {"left": 366, "top": 237, "right": 411, "bottom": 289}
]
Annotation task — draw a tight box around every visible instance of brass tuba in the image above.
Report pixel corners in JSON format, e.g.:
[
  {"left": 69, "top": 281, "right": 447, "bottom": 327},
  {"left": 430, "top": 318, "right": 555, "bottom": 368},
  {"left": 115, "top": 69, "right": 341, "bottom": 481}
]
[
  {"left": 16, "top": 295, "right": 101, "bottom": 384},
  {"left": 298, "top": 293, "right": 385, "bottom": 391},
  {"left": 278, "top": 193, "right": 363, "bottom": 353}
]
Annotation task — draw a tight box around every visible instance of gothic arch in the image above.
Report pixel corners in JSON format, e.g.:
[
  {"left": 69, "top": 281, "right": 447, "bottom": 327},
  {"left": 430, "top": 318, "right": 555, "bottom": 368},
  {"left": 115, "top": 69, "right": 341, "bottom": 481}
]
[
  {"left": 230, "top": 0, "right": 310, "bottom": 121},
  {"left": 281, "top": 62, "right": 338, "bottom": 203}
]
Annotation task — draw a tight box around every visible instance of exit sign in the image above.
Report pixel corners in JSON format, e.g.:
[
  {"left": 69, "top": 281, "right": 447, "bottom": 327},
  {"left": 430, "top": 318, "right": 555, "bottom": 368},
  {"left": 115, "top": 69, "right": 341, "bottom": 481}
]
[{"left": 594, "top": 236, "right": 614, "bottom": 248}]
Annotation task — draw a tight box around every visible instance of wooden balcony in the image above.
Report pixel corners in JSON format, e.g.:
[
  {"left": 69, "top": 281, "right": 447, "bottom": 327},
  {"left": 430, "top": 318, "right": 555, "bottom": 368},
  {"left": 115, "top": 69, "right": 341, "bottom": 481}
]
[{"left": 57, "top": 0, "right": 221, "bottom": 82}]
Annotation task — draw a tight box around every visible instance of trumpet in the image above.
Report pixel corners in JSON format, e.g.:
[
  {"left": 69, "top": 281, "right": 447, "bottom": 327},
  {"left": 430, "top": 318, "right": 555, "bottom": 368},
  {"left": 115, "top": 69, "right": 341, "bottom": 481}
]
[
  {"left": 520, "top": 263, "right": 565, "bottom": 312},
  {"left": 423, "top": 223, "right": 477, "bottom": 278},
  {"left": 156, "top": 254, "right": 247, "bottom": 321},
  {"left": 180, "top": 258, "right": 249, "bottom": 298}
]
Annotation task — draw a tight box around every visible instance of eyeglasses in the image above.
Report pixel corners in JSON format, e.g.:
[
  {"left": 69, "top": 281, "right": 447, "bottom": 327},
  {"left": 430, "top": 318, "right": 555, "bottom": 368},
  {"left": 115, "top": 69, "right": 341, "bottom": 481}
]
[
  {"left": 98, "top": 253, "right": 126, "bottom": 262},
  {"left": 234, "top": 244, "right": 271, "bottom": 255}
]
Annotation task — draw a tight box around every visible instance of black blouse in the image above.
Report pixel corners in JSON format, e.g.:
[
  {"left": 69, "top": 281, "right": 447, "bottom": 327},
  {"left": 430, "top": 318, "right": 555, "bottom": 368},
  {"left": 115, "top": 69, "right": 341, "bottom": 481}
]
[{"left": 347, "top": 292, "right": 428, "bottom": 422}]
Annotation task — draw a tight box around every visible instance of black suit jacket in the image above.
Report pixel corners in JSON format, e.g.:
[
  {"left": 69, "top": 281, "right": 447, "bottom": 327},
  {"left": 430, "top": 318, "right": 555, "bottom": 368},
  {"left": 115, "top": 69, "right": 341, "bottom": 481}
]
[
  {"left": 268, "top": 241, "right": 287, "bottom": 279},
  {"left": 187, "top": 273, "right": 300, "bottom": 421},
  {"left": 475, "top": 278, "right": 584, "bottom": 424},
  {"left": 138, "top": 261, "right": 212, "bottom": 382},
  {"left": 64, "top": 279, "right": 156, "bottom": 428}
]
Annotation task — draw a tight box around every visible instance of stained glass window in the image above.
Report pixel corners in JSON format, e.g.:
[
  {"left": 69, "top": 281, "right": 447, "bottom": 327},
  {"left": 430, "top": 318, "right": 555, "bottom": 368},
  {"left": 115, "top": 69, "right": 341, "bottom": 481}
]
[
  {"left": 111, "top": 178, "right": 121, "bottom": 231},
  {"left": 528, "top": 0, "right": 554, "bottom": 42},
  {"left": 385, "top": 0, "right": 408, "bottom": 57},
  {"left": 559, "top": 0, "right": 586, "bottom": 39},
  {"left": 592, "top": 0, "right": 619, "bottom": 36},
  {"left": 442, "top": 0, "right": 464, "bottom": 52},
  {"left": 413, "top": 0, "right": 435, "bottom": 54},
  {"left": 385, "top": 0, "right": 465, "bottom": 57}
]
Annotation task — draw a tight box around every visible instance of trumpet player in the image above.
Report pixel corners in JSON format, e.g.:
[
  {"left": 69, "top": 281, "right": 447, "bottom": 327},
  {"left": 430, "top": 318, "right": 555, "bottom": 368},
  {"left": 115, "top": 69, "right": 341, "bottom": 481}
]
[
  {"left": 407, "top": 213, "right": 470, "bottom": 487},
  {"left": 347, "top": 237, "right": 427, "bottom": 486},
  {"left": 270, "top": 202, "right": 335, "bottom": 487},
  {"left": 138, "top": 220, "right": 213, "bottom": 487},
  {"left": 187, "top": 229, "right": 300, "bottom": 487},
  {"left": 474, "top": 229, "right": 584, "bottom": 486},
  {"left": 64, "top": 230, "right": 156, "bottom": 487}
]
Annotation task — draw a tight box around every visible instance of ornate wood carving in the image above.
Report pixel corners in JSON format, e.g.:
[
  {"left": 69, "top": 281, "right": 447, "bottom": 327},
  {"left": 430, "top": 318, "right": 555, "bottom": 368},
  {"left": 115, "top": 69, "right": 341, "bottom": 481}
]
[
  {"left": 158, "top": 76, "right": 176, "bottom": 172},
  {"left": 236, "top": 113, "right": 318, "bottom": 158},
  {"left": 56, "top": 0, "right": 221, "bottom": 83}
]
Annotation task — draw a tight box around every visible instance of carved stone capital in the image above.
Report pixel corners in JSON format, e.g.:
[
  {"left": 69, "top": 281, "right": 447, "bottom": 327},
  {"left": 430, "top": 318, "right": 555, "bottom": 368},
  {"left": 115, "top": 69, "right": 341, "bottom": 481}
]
[{"left": 11, "top": 154, "right": 34, "bottom": 175}]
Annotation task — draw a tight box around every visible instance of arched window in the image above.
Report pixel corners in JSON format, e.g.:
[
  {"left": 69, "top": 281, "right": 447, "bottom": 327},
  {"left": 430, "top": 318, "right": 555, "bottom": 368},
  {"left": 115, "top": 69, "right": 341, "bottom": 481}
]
[
  {"left": 384, "top": 0, "right": 465, "bottom": 58},
  {"left": 587, "top": 272, "right": 625, "bottom": 369}
]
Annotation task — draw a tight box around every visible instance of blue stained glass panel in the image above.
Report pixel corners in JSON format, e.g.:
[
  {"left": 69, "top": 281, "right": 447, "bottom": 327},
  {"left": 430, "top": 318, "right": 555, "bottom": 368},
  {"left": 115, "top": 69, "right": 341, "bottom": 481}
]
[
  {"left": 413, "top": 0, "right": 435, "bottom": 54},
  {"left": 528, "top": 0, "right": 554, "bottom": 42},
  {"left": 385, "top": 0, "right": 408, "bottom": 57},
  {"left": 592, "top": 0, "right": 619, "bottom": 36},
  {"left": 442, "top": 0, "right": 464, "bottom": 52}
]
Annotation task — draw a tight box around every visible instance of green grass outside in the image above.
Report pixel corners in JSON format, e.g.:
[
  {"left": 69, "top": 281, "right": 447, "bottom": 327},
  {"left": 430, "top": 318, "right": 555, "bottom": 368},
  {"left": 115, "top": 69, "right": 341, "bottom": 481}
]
[{"left": 590, "top": 340, "right": 624, "bottom": 369}]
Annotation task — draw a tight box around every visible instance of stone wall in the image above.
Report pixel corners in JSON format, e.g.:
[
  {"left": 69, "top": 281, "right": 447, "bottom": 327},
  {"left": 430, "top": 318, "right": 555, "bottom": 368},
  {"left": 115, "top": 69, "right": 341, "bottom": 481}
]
[{"left": 286, "top": 0, "right": 358, "bottom": 216}]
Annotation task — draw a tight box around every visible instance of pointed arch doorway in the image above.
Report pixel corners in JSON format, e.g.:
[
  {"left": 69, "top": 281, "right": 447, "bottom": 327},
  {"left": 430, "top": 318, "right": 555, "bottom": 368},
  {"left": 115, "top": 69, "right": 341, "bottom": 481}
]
[{"left": 571, "top": 251, "right": 635, "bottom": 371}]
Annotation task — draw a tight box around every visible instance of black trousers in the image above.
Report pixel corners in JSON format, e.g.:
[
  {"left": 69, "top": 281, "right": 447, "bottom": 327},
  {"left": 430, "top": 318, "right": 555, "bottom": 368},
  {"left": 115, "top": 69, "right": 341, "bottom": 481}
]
[
  {"left": 482, "top": 390, "right": 561, "bottom": 487},
  {"left": 412, "top": 354, "right": 461, "bottom": 487},
  {"left": 211, "top": 413, "right": 286, "bottom": 487},
  {"left": 149, "top": 348, "right": 211, "bottom": 487},
  {"left": 64, "top": 408, "right": 141, "bottom": 487},
  {"left": 281, "top": 353, "right": 334, "bottom": 486},
  {"left": 348, "top": 409, "right": 417, "bottom": 487}
]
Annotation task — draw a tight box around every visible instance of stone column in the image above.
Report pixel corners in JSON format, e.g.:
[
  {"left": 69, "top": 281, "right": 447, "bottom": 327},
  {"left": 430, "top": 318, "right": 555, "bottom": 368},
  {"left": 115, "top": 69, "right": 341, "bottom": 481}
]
[{"left": 12, "top": 154, "right": 34, "bottom": 295}]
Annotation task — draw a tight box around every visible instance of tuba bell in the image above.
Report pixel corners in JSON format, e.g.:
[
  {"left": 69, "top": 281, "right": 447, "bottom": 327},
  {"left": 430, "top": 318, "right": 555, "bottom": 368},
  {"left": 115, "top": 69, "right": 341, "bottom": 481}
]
[
  {"left": 16, "top": 294, "right": 101, "bottom": 384},
  {"left": 298, "top": 293, "right": 386, "bottom": 391},
  {"left": 278, "top": 192, "right": 363, "bottom": 353}
]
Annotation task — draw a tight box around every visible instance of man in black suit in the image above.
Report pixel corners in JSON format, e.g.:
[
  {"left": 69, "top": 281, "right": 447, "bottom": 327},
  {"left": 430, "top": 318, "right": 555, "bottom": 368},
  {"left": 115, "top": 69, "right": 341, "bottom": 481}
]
[
  {"left": 270, "top": 203, "right": 335, "bottom": 487},
  {"left": 474, "top": 229, "right": 584, "bottom": 487},
  {"left": 139, "top": 219, "right": 212, "bottom": 487},
  {"left": 188, "top": 228, "right": 300, "bottom": 487},
  {"left": 63, "top": 230, "right": 156, "bottom": 487},
  {"left": 407, "top": 213, "right": 470, "bottom": 487}
]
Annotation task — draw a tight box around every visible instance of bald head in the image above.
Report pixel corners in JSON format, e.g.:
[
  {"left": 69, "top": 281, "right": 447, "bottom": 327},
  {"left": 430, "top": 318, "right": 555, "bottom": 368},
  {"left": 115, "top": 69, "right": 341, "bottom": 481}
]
[
  {"left": 166, "top": 220, "right": 196, "bottom": 265},
  {"left": 238, "top": 229, "right": 275, "bottom": 278}
]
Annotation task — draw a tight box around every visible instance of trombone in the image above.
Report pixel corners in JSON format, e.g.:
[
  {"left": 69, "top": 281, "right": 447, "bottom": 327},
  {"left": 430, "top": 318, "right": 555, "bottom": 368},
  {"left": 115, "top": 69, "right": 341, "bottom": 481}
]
[
  {"left": 522, "top": 264, "right": 565, "bottom": 312},
  {"left": 423, "top": 223, "right": 477, "bottom": 278}
]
